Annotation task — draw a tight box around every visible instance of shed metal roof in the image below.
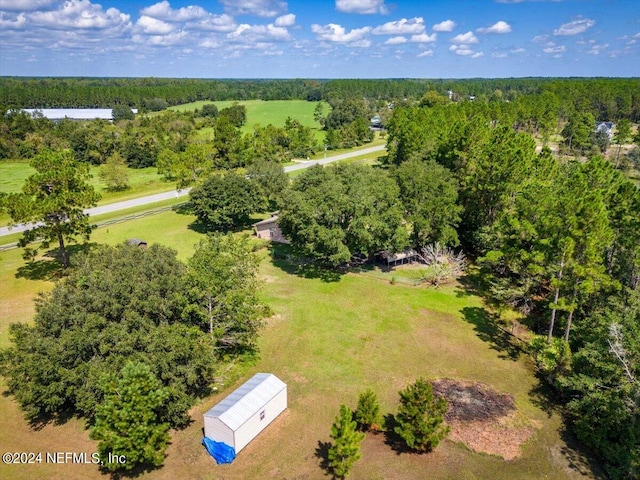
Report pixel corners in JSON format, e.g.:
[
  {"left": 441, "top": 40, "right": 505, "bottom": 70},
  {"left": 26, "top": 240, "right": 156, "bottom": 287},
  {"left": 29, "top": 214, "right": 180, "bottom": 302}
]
[
  {"left": 22, "top": 108, "right": 138, "bottom": 120},
  {"left": 204, "top": 373, "right": 286, "bottom": 431}
]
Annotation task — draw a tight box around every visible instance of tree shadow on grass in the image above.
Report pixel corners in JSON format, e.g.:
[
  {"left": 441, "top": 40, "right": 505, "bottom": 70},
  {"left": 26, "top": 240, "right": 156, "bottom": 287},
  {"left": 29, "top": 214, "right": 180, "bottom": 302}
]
[
  {"left": 382, "top": 414, "right": 413, "bottom": 455},
  {"left": 15, "top": 242, "right": 99, "bottom": 281},
  {"left": 314, "top": 440, "right": 333, "bottom": 477},
  {"left": 269, "top": 243, "right": 342, "bottom": 283},
  {"left": 459, "top": 306, "right": 525, "bottom": 361},
  {"left": 558, "top": 426, "right": 608, "bottom": 480}
]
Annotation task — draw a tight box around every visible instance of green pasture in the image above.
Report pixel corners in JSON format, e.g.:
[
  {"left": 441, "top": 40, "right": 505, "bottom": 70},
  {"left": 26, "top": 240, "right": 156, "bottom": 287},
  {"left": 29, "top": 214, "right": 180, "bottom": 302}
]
[
  {"left": 0, "top": 207, "right": 599, "bottom": 480},
  {"left": 0, "top": 162, "right": 174, "bottom": 225},
  {"left": 170, "top": 99, "right": 327, "bottom": 130}
]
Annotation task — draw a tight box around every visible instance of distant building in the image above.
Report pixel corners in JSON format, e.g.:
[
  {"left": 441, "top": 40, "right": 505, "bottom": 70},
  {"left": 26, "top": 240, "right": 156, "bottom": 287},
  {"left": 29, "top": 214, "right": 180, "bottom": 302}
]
[
  {"left": 22, "top": 108, "right": 137, "bottom": 121},
  {"left": 127, "top": 238, "right": 147, "bottom": 248},
  {"left": 252, "top": 212, "right": 289, "bottom": 244},
  {"left": 595, "top": 121, "right": 614, "bottom": 140}
]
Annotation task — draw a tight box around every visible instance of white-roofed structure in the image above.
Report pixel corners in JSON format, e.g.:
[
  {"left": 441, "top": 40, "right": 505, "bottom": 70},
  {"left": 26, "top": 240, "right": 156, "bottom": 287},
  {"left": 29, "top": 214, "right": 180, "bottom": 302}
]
[
  {"left": 22, "top": 108, "right": 137, "bottom": 120},
  {"left": 203, "top": 373, "right": 287, "bottom": 453}
]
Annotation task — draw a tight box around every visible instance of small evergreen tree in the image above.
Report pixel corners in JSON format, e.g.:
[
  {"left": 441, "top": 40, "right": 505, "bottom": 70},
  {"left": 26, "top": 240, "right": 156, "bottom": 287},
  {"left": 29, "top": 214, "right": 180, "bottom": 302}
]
[
  {"left": 328, "top": 404, "right": 365, "bottom": 479},
  {"left": 354, "top": 389, "right": 381, "bottom": 432},
  {"left": 91, "top": 362, "right": 170, "bottom": 471},
  {"left": 394, "top": 378, "right": 450, "bottom": 452}
]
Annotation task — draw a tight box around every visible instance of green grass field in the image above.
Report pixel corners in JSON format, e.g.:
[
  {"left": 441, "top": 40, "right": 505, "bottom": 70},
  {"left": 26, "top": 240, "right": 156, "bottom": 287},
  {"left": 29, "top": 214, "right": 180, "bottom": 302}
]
[
  {"left": 179, "top": 99, "right": 327, "bottom": 141},
  {"left": 0, "top": 208, "right": 600, "bottom": 480},
  {"left": 0, "top": 162, "right": 175, "bottom": 226}
]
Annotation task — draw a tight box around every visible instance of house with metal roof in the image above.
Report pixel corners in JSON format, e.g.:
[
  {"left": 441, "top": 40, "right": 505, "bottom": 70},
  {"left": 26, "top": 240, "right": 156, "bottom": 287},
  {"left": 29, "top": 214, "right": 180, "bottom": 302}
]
[{"left": 203, "top": 373, "right": 287, "bottom": 454}]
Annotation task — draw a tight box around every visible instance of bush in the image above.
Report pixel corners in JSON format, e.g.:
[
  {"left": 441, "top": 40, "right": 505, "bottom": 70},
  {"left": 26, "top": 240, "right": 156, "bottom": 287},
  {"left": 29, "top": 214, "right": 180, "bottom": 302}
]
[{"left": 354, "top": 389, "right": 381, "bottom": 432}]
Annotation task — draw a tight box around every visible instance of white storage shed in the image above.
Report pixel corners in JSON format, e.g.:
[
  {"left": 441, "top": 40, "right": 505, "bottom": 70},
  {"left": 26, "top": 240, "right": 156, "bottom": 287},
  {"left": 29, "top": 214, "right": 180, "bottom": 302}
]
[{"left": 204, "top": 373, "right": 287, "bottom": 453}]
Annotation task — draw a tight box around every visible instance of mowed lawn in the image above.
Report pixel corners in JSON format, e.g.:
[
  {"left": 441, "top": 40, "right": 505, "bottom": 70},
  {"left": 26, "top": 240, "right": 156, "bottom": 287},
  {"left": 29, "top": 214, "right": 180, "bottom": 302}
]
[{"left": 0, "top": 209, "right": 599, "bottom": 480}]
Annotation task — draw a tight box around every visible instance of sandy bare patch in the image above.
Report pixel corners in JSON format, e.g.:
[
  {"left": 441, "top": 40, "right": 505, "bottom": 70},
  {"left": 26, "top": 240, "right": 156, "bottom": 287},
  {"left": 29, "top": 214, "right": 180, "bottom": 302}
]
[{"left": 432, "top": 379, "right": 535, "bottom": 460}]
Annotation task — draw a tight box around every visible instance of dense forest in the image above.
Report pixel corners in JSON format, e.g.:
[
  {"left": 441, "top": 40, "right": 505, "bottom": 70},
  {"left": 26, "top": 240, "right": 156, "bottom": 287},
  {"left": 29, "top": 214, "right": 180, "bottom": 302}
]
[
  {"left": 1, "top": 77, "right": 639, "bottom": 476},
  {"left": 1, "top": 77, "right": 639, "bottom": 121}
]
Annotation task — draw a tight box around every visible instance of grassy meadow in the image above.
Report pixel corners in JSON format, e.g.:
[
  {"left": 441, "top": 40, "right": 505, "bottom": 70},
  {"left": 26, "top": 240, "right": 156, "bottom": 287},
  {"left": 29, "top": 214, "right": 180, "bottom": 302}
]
[
  {"left": 0, "top": 207, "right": 602, "bottom": 480},
  {"left": 181, "top": 99, "right": 328, "bottom": 142}
]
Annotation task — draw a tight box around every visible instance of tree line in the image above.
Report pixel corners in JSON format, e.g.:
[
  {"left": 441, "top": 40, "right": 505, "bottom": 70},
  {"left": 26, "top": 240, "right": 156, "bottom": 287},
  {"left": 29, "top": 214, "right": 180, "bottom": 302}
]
[{"left": 2, "top": 77, "right": 639, "bottom": 121}]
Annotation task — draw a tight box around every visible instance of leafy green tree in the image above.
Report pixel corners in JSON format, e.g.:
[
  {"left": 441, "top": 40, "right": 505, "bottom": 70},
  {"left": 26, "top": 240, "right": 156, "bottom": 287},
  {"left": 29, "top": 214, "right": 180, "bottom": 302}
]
[
  {"left": 91, "top": 362, "right": 170, "bottom": 471},
  {"left": 219, "top": 103, "right": 247, "bottom": 127},
  {"left": 247, "top": 160, "right": 289, "bottom": 211},
  {"left": 354, "top": 389, "right": 381, "bottom": 432},
  {"left": 164, "top": 142, "right": 215, "bottom": 189},
  {"left": 184, "top": 233, "right": 268, "bottom": 354},
  {"left": 2, "top": 149, "right": 100, "bottom": 267},
  {"left": 98, "top": 151, "right": 129, "bottom": 191},
  {"left": 394, "top": 158, "right": 461, "bottom": 247},
  {"left": 419, "top": 90, "right": 449, "bottom": 108},
  {"left": 557, "top": 293, "right": 640, "bottom": 480},
  {"left": 190, "top": 172, "right": 265, "bottom": 230},
  {"left": 200, "top": 103, "right": 219, "bottom": 118},
  {"left": 328, "top": 404, "right": 365, "bottom": 479},
  {"left": 394, "top": 378, "right": 449, "bottom": 453},
  {"left": 278, "top": 164, "right": 409, "bottom": 266},
  {"left": 111, "top": 105, "right": 135, "bottom": 122},
  {"left": 0, "top": 243, "right": 216, "bottom": 427}
]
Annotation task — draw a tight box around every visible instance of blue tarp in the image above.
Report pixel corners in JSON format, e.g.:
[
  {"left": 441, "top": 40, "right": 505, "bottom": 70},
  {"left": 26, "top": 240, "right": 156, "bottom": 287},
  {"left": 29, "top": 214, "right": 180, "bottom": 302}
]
[{"left": 202, "top": 437, "right": 236, "bottom": 464}]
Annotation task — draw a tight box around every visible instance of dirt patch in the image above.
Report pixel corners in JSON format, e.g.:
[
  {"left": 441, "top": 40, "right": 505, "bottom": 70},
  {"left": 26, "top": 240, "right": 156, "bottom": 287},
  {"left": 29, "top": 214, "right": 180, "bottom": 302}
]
[{"left": 432, "top": 379, "right": 534, "bottom": 460}]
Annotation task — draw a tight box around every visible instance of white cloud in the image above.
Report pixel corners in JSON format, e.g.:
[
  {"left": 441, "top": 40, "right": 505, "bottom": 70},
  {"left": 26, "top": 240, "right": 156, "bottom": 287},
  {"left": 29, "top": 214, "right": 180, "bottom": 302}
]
[
  {"left": 0, "top": 12, "right": 26, "bottom": 29},
  {"left": 450, "top": 31, "right": 478, "bottom": 44},
  {"left": 136, "top": 15, "right": 173, "bottom": 35},
  {"left": 543, "top": 44, "right": 566, "bottom": 53},
  {"left": 384, "top": 36, "right": 406, "bottom": 45},
  {"left": 228, "top": 23, "right": 291, "bottom": 43},
  {"left": 188, "top": 13, "right": 236, "bottom": 32},
  {"left": 372, "top": 17, "right": 424, "bottom": 35},
  {"left": 0, "top": 0, "right": 57, "bottom": 11},
  {"left": 587, "top": 43, "right": 608, "bottom": 55},
  {"left": 28, "top": 0, "right": 131, "bottom": 30},
  {"left": 433, "top": 19, "right": 455, "bottom": 32},
  {"left": 510, "top": 47, "right": 526, "bottom": 53},
  {"left": 532, "top": 35, "right": 548, "bottom": 43},
  {"left": 477, "top": 21, "right": 512, "bottom": 34},
  {"left": 335, "top": 0, "right": 388, "bottom": 15},
  {"left": 274, "top": 13, "right": 295, "bottom": 27},
  {"left": 492, "top": 52, "right": 508, "bottom": 58},
  {"left": 410, "top": 32, "right": 436, "bottom": 43},
  {"left": 140, "top": 1, "right": 207, "bottom": 22},
  {"left": 449, "top": 44, "right": 483, "bottom": 58},
  {"left": 219, "top": 0, "right": 288, "bottom": 17},
  {"left": 311, "top": 23, "right": 371, "bottom": 44},
  {"left": 553, "top": 17, "right": 595, "bottom": 36},
  {"left": 417, "top": 49, "right": 433, "bottom": 57}
]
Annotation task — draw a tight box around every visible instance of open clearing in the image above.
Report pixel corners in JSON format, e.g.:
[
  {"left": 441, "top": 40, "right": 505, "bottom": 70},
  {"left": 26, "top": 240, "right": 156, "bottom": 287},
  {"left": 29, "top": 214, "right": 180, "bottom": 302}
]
[{"left": 0, "top": 208, "right": 602, "bottom": 480}]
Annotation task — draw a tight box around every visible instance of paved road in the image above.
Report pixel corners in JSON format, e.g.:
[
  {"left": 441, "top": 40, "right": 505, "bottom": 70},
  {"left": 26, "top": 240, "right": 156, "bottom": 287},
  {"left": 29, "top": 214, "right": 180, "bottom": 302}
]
[{"left": 0, "top": 144, "right": 386, "bottom": 238}]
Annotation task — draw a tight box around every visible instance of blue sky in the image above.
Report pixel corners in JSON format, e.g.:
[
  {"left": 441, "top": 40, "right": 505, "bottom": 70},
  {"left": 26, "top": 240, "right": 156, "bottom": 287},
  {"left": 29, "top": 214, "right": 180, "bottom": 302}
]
[{"left": 0, "top": 0, "right": 638, "bottom": 78}]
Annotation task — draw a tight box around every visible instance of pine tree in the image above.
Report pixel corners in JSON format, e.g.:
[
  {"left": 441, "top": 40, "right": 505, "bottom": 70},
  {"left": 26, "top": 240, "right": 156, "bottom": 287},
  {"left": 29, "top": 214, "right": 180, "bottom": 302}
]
[
  {"left": 328, "top": 404, "right": 365, "bottom": 479},
  {"left": 354, "top": 389, "right": 381, "bottom": 432},
  {"left": 394, "top": 378, "right": 450, "bottom": 452},
  {"left": 90, "top": 362, "right": 170, "bottom": 471}
]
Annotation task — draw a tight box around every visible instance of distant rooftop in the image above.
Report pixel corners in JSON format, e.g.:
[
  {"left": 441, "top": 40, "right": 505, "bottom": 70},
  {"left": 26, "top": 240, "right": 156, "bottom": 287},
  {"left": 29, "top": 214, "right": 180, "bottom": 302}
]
[{"left": 22, "top": 108, "right": 137, "bottom": 120}]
